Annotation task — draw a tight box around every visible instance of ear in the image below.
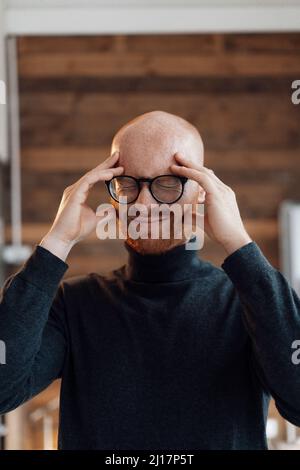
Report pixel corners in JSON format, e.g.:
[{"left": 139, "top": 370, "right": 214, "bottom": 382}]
[{"left": 197, "top": 186, "right": 206, "bottom": 204}]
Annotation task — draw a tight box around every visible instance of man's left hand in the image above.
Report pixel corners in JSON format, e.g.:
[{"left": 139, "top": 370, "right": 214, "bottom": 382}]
[{"left": 171, "top": 152, "right": 252, "bottom": 256}]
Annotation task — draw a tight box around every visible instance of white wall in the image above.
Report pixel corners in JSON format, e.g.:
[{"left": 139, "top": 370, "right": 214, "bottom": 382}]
[{"left": 3, "top": 0, "right": 300, "bottom": 35}]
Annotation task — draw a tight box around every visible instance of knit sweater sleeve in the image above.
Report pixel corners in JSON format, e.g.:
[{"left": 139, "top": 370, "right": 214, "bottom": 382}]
[
  {"left": 0, "top": 245, "right": 68, "bottom": 414},
  {"left": 221, "top": 241, "right": 300, "bottom": 426}
]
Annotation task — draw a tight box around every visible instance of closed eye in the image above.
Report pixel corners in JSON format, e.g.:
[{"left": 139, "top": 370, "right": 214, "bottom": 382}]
[{"left": 156, "top": 182, "right": 180, "bottom": 189}]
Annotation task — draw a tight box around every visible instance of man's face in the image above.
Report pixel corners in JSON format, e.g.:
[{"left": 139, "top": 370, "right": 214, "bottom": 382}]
[{"left": 109, "top": 112, "right": 205, "bottom": 254}]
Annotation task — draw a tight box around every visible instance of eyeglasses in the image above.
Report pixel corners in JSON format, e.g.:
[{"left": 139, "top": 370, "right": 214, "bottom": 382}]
[{"left": 105, "top": 174, "right": 188, "bottom": 204}]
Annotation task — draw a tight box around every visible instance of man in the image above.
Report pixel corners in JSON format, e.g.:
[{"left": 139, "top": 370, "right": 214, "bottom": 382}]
[{"left": 0, "top": 111, "right": 300, "bottom": 450}]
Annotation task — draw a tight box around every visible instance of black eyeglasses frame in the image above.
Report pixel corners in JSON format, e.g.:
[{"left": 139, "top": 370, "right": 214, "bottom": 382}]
[{"left": 105, "top": 174, "right": 188, "bottom": 204}]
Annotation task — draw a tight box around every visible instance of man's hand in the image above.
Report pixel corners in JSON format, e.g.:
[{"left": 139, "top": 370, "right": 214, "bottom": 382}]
[
  {"left": 39, "top": 151, "right": 124, "bottom": 261},
  {"left": 171, "top": 152, "right": 252, "bottom": 256}
]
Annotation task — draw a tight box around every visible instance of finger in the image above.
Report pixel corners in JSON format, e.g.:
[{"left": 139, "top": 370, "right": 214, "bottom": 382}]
[
  {"left": 72, "top": 151, "right": 120, "bottom": 192},
  {"left": 203, "top": 168, "right": 227, "bottom": 187},
  {"left": 174, "top": 152, "right": 203, "bottom": 171},
  {"left": 75, "top": 166, "right": 123, "bottom": 191},
  {"left": 72, "top": 166, "right": 124, "bottom": 202},
  {"left": 100, "top": 150, "right": 121, "bottom": 170},
  {"left": 85, "top": 165, "right": 124, "bottom": 186},
  {"left": 87, "top": 151, "right": 121, "bottom": 176},
  {"left": 174, "top": 153, "right": 225, "bottom": 187},
  {"left": 171, "top": 164, "right": 217, "bottom": 194},
  {"left": 83, "top": 151, "right": 121, "bottom": 180}
]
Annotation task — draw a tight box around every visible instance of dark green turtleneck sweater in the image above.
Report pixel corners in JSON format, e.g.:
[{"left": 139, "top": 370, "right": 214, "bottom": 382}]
[{"left": 0, "top": 240, "right": 300, "bottom": 450}]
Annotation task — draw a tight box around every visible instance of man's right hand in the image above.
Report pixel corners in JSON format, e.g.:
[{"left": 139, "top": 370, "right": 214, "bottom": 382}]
[{"left": 39, "top": 151, "right": 123, "bottom": 261}]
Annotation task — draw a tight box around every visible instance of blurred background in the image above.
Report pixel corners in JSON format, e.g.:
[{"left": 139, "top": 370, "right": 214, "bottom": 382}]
[{"left": 0, "top": 0, "right": 300, "bottom": 450}]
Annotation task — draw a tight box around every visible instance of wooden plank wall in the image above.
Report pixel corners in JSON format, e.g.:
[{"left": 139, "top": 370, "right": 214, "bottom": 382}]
[
  {"left": 2, "top": 32, "right": 300, "bottom": 448},
  {"left": 3, "top": 33, "right": 300, "bottom": 279}
]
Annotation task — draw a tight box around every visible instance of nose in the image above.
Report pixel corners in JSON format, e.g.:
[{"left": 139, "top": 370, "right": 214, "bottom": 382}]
[{"left": 135, "top": 182, "right": 155, "bottom": 206}]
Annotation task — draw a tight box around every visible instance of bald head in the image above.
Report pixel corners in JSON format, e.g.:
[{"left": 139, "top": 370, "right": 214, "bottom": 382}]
[
  {"left": 111, "top": 110, "right": 204, "bottom": 177},
  {"left": 109, "top": 111, "right": 205, "bottom": 254}
]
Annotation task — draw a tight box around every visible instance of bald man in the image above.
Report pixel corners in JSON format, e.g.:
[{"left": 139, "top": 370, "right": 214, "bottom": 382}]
[{"left": 0, "top": 111, "right": 300, "bottom": 450}]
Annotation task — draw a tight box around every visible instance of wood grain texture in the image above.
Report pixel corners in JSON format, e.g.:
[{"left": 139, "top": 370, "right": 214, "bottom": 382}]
[
  {"left": 3, "top": 34, "right": 300, "bottom": 444},
  {"left": 2, "top": 33, "right": 297, "bottom": 274},
  {"left": 9, "top": 32, "right": 300, "bottom": 272}
]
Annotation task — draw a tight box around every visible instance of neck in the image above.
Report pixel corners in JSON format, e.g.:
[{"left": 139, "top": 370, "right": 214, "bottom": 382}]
[{"left": 124, "top": 237, "right": 203, "bottom": 283}]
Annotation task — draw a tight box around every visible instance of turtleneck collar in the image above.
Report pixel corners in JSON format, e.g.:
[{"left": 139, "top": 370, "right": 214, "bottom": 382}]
[{"left": 123, "top": 238, "right": 204, "bottom": 283}]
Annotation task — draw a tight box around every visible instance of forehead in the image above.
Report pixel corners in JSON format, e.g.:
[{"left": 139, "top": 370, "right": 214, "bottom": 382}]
[{"left": 116, "top": 130, "right": 184, "bottom": 178}]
